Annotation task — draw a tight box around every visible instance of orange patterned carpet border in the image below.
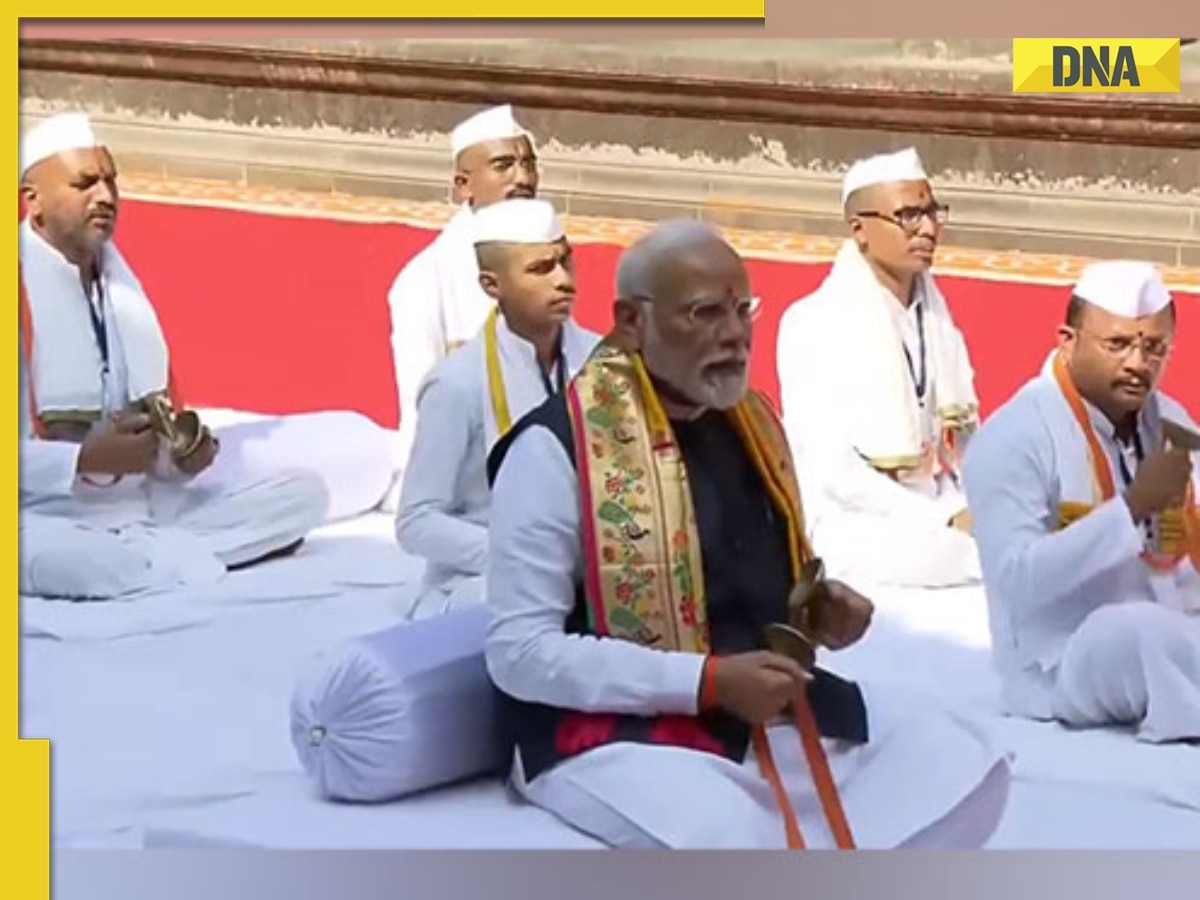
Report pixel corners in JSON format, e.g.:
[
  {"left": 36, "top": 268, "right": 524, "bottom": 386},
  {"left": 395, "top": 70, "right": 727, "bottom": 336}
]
[{"left": 119, "top": 172, "right": 1200, "bottom": 293}]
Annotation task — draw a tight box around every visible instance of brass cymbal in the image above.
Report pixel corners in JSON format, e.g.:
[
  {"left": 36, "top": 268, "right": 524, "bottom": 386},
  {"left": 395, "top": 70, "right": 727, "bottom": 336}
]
[
  {"left": 763, "top": 557, "right": 829, "bottom": 669},
  {"left": 171, "top": 409, "right": 204, "bottom": 460},
  {"left": 787, "top": 557, "right": 827, "bottom": 635},
  {"left": 1163, "top": 419, "right": 1200, "bottom": 452},
  {"left": 140, "top": 392, "right": 205, "bottom": 460},
  {"left": 764, "top": 622, "right": 817, "bottom": 671},
  {"left": 142, "top": 392, "right": 177, "bottom": 440}
]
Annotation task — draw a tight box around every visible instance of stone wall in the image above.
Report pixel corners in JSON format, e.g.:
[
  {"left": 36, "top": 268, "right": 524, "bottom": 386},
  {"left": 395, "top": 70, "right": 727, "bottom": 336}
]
[{"left": 18, "top": 38, "right": 1200, "bottom": 266}]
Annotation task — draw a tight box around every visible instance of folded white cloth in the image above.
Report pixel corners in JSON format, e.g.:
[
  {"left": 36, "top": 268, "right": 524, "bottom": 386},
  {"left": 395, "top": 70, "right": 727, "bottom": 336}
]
[{"left": 212, "top": 412, "right": 400, "bottom": 523}]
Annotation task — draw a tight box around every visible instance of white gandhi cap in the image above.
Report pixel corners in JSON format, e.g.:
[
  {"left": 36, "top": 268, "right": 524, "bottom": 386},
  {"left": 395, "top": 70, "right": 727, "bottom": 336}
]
[
  {"left": 20, "top": 113, "right": 103, "bottom": 179},
  {"left": 451, "top": 104, "right": 533, "bottom": 159},
  {"left": 1073, "top": 260, "right": 1173, "bottom": 318},
  {"left": 471, "top": 198, "right": 564, "bottom": 246},
  {"left": 841, "top": 147, "right": 929, "bottom": 206}
]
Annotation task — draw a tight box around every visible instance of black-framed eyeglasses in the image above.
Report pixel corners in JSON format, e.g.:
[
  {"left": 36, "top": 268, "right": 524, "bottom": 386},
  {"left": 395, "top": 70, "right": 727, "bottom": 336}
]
[
  {"left": 1072, "top": 328, "right": 1173, "bottom": 361},
  {"left": 856, "top": 203, "right": 949, "bottom": 233}
]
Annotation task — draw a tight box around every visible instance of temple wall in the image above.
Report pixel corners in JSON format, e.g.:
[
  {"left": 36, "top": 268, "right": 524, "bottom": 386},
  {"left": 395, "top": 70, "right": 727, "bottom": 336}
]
[{"left": 18, "top": 38, "right": 1200, "bottom": 266}]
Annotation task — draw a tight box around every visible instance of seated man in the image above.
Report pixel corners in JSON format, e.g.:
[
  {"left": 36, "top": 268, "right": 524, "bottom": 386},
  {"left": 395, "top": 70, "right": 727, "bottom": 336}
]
[
  {"left": 396, "top": 199, "right": 599, "bottom": 618},
  {"left": 777, "top": 148, "right": 981, "bottom": 588},
  {"left": 386, "top": 103, "right": 540, "bottom": 494},
  {"left": 963, "top": 260, "right": 1199, "bottom": 743},
  {"left": 484, "top": 220, "right": 1011, "bottom": 849},
  {"left": 18, "top": 112, "right": 330, "bottom": 600}
]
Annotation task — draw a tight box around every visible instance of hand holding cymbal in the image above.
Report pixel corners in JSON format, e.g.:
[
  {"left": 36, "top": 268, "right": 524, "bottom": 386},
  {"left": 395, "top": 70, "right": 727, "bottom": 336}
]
[
  {"left": 141, "top": 392, "right": 206, "bottom": 463},
  {"left": 764, "top": 622, "right": 818, "bottom": 672},
  {"left": 764, "top": 557, "right": 875, "bottom": 670},
  {"left": 764, "top": 558, "right": 827, "bottom": 672}
]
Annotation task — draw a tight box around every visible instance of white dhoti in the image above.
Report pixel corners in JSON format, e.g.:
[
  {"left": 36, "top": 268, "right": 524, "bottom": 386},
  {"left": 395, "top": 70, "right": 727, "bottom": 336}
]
[
  {"left": 22, "top": 464, "right": 329, "bottom": 601},
  {"left": 813, "top": 512, "right": 982, "bottom": 589},
  {"left": 1052, "top": 602, "right": 1200, "bottom": 744},
  {"left": 18, "top": 513, "right": 223, "bottom": 600},
  {"left": 519, "top": 684, "right": 1012, "bottom": 849},
  {"left": 148, "top": 466, "right": 329, "bottom": 569}
]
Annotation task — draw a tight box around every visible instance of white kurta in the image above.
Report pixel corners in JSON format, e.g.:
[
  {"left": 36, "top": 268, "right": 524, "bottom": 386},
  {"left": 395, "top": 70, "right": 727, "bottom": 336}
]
[
  {"left": 484, "top": 423, "right": 1013, "bottom": 849},
  {"left": 18, "top": 228, "right": 331, "bottom": 601},
  {"left": 19, "top": 352, "right": 330, "bottom": 600},
  {"left": 962, "top": 358, "right": 1200, "bottom": 743},
  {"left": 777, "top": 241, "right": 981, "bottom": 588},
  {"left": 395, "top": 316, "right": 599, "bottom": 619},
  {"left": 386, "top": 204, "right": 496, "bottom": 498}
]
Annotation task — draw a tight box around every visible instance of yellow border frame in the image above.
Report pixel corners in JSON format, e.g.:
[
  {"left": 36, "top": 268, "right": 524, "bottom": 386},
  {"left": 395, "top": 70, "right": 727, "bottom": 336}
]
[
  {"left": 11, "top": 18, "right": 46, "bottom": 898},
  {"left": 11, "top": 11, "right": 764, "bottom": 897}
]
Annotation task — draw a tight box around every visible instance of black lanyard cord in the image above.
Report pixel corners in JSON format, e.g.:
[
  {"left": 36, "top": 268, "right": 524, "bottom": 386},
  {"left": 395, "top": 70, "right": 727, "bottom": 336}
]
[
  {"left": 86, "top": 276, "right": 110, "bottom": 373},
  {"left": 537, "top": 335, "right": 567, "bottom": 398},
  {"left": 901, "top": 302, "right": 927, "bottom": 401}
]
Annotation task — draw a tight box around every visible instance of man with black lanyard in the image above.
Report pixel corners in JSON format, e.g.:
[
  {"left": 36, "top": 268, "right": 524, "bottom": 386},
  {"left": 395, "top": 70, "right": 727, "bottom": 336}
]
[
  {"left": 18, "top": 112, "right": 330, "bottom": 601},
  {"left": 776, "top": 147, "right": 983, "bottom": 588},
  {"left": 394, "top": 198, "right": 599, "bottom": 618}
]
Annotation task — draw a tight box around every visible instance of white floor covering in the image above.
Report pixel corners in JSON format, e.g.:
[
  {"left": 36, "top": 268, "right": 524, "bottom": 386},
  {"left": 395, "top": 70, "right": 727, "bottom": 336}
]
[{"left": 22, "top": 506, "right": 1200, "bottom": 851}]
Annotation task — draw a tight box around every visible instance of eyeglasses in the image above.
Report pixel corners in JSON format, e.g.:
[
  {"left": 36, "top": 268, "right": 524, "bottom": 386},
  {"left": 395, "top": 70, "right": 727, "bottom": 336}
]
[
  {"left": 683, "top": 295, "right": 761, "bottom": 328},
  {"left": 856, "top": 203, "right": 950, "bottom": 234},
  {"left": 633, "top": 295, "right": 761, "bottom": 330},
  {"left": 1080, "top": 331, "right": 1173, "bottom": 361}
]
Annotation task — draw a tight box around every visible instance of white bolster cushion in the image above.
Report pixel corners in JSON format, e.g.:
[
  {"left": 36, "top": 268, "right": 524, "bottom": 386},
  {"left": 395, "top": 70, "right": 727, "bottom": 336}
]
[{"left": 289, "top": 603, "right": 501, "bottom": 802}]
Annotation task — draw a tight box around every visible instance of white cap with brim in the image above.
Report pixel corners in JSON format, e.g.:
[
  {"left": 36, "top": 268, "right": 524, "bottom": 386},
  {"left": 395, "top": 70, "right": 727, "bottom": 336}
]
[
  {"left": 841, "top": 147, "right": 929, "bottom": 206},
  {"left": 20, "top": 113, "right": 102, "bottom": 179},
  {"left": 471, "top": 198, "right": 564, "bottom": 246},
  {"left": 451, "top": 104, "right": 533, "bottom": 159},
  {"left": 1074, "top": 260, "right": 1173, "bottom": 319}
]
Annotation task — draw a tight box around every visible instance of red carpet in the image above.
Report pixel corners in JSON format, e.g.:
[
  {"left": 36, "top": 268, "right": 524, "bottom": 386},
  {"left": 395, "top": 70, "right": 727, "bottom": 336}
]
[{"left": 107, "top": 199, "right": 1200, "bottom": 429}]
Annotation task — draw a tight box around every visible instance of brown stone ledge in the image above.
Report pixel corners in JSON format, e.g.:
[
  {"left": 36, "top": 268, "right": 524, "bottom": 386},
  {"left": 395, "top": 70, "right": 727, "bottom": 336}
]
[{"left": 18, "top": 38, "right": 1200, "bottom": 151}]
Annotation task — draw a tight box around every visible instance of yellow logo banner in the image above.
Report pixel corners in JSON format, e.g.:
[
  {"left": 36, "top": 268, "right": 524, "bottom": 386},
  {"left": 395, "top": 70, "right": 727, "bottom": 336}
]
[{"left": 1012, "top": 38, "right": 1181, "bottom": 92}]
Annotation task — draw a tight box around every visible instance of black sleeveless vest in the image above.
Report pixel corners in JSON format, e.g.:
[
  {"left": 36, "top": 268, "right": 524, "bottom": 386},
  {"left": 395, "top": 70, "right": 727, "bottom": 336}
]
[{"left": 486, "top": 392, "right": 869, "bottom": 782}]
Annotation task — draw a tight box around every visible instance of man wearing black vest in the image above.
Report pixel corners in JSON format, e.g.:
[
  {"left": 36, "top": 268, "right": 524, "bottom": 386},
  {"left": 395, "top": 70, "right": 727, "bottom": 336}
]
[{"left": 484, "top": 219, "right": 1012, "bottom": 849}]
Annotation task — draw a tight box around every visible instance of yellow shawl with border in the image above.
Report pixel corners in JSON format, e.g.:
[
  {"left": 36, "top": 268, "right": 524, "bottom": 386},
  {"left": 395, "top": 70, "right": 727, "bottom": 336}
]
[{"left": 564, "top": 339, "right": 813, "bottom": 651}]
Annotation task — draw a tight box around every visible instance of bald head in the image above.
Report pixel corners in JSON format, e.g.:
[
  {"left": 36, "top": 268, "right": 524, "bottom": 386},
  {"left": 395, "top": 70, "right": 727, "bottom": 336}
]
[
  {"left": 474, "top": 240, "right": 513, "bottom": 274},
  {"left": 615, "top": 219, "right": 734, "bottom": 304},
  {"left": 612, "top": 219, "right": 753, "bottom": 416},
  {"left": 843, "top": 184, "right": 886, "bottom": 220}
]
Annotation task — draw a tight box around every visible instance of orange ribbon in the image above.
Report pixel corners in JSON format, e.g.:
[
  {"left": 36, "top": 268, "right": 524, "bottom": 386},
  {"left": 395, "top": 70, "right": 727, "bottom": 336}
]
[{"left": 750, "top": 695, "right": 856, "bottom": 850}]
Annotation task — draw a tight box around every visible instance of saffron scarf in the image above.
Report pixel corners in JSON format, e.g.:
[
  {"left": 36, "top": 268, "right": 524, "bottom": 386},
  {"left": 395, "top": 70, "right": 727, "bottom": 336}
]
[
  {"left": 565, "top": 339, "right": 855, "bottom": 850},
  {"left": 1052, "top": 351, "right": 1199, "bottom": 572}
]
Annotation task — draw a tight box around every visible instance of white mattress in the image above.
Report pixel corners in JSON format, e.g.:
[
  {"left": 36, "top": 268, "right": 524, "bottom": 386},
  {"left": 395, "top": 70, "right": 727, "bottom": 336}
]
[
  {"left": 135, "top": 773, "right": 1200, "bottom": 851},
  {"left": 21, "top": 512, "right": 421, "bottom": 847},
  {"left": 22, "top": 516, "right": 1200, "bottom": 850},
  {"left": 143, "top": 774, "right": 603, "bottom": 850}
]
